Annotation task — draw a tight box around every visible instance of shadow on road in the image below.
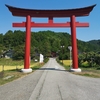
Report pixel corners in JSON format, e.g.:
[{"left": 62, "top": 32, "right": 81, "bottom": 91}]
[{"left": 33, "top": 67, "right": 69, "bottom": 72}]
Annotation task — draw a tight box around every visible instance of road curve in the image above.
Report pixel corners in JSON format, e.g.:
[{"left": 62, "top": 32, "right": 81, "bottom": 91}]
[{"left": 0, "top": 58, "right": 100, "bottom": 100}]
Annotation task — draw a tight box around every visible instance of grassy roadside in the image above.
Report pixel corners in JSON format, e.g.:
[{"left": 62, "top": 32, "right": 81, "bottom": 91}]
[
  {"left": 0, "top": 63, "right": 42, "bottom": 85},
  {"left": 57, "top": 59, "right": 100, "bottom": 78},
  {"left": 72, "top": 68, "right": 100, "bottom": 78},
  {"left": 0, "top": 58, "right": 49, "bottom": 85}
]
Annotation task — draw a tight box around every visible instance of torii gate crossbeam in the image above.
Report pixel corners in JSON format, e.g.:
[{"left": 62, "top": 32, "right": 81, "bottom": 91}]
[{"left": 13, "top": 22, "right": 89, "bottom": 27}]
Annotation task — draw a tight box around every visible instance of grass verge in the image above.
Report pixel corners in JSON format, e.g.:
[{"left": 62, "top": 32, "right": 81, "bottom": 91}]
[
  {"left": 73, "top": 67, "right": 100, "bottom": 78},
  {"left": 0, "top": 70, "right": 27, "bottom": 85},
  {"left": 0, "top": 58, "right": 49, "bottom": 86},
  {"left": 56, "top": 58, "right": 100, "bottom": 78},
  {"left": 0, "top": 64, "right": 42, "bottom": 85}
]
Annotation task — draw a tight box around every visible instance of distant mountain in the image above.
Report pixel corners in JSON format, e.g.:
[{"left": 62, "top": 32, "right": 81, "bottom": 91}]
[
  {"left": 86, "top": 39, "right": 100, "bottom": 51},
  {"left": 87, "top": 39, "right": 100, "bottom": 45}
]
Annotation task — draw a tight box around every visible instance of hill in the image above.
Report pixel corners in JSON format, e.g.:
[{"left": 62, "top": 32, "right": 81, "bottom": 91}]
[{"left": 0, "top": 30, "right": 100, "bottom": 59}]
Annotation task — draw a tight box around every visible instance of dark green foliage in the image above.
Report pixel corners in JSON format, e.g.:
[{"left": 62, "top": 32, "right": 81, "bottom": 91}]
[
  {"left": 13, "top": 45, "right": 25, "bottom": 60},
  {"left": 78, "top": 51, "right": 100, "bottom": 68},
  {"left": 1, "top": 30, "right": 100, "bottom": 61}
]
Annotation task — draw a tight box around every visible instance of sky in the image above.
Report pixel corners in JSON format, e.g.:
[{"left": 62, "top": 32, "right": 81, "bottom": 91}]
[{"left": 0, "top": 0, "right": 100, "bottom": 41}]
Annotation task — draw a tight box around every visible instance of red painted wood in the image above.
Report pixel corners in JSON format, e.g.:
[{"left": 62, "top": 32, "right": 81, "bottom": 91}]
[
  {"left": 6, "top": 4, "right": 96, "bottom": 17},
  {"left": 48, "top": 17, "right": 53, "bottom": 24},
  {"left": 13, "top": 22, "right": 89, "bottom": 27},
  {"left": 70, "top": 15, "right": 78, "bottom": 69},
  {"left": 24, "top": 15, "right": 31, "bottom": 69}
]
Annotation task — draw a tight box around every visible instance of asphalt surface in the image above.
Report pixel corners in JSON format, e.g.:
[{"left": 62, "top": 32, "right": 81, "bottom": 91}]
[{"left": 0, "top": 58, "right": 100, "bottom": 100}]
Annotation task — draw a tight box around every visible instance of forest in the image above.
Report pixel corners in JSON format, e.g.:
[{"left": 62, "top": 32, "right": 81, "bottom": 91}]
[{"left": 0, "top": 30, "right": 100, "bottom": 67}]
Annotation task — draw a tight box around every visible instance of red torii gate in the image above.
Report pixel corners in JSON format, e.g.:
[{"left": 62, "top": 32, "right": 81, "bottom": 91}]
[{"left": 6, "top": 4, "right": 96, "bottom": 73}]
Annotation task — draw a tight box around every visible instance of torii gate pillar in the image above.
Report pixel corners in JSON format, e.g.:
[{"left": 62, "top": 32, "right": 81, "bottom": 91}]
[
  {"left": 21, "top": 15, "right": 32, "bottom": 73},
  {"left": 70, "top": 15, "right": 81, "bottom": 72}
]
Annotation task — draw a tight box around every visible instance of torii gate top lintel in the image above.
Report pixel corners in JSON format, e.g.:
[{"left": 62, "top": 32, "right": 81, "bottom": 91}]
[{"left": 5, "top": 4, "right": 96, "bottom": 17}]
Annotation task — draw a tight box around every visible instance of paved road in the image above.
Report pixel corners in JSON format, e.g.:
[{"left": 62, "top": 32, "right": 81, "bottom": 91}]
[{"left": 0, "top": 58, "right": 100, "bottom": 100}]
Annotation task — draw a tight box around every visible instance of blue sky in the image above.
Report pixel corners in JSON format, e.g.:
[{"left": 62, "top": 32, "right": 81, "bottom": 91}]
[{"left": 0, "top": 0, "right": 100, "bottom": 41}]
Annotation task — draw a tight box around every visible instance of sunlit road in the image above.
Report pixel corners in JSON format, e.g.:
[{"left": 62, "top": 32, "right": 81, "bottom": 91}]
[{"left": 0, "top": 58, "right": 100, "bottom": 100}]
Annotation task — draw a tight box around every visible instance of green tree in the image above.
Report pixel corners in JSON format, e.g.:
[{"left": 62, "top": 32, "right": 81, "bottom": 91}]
[{"left": 13, "top": 45, "right": 25, "bottom": 60}]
